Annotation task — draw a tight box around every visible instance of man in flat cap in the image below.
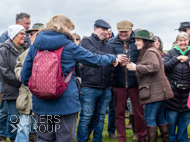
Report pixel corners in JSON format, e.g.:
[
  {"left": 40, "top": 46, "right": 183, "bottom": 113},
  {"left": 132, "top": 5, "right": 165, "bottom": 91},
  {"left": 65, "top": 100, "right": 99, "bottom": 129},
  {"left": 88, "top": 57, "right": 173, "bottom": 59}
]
[
  {"left": 77, "top": 19, "right": 126, "bottom": 142},
  {"left": 176, "top": 22, "right": 190, "bottom": 45},
  {"left": 108, "top": 20, "right": 147, "bottom": 142}
]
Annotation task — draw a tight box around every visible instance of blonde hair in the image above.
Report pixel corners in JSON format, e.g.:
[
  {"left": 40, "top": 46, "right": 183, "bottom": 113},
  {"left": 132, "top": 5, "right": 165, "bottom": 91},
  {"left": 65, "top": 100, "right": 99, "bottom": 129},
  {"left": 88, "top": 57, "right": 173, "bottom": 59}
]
[
  {"left": 176, "top": 32, "right": 189, "bottom": 41},
  {"left": 45, "top": 14, "right": 75, "bottom": 33}
]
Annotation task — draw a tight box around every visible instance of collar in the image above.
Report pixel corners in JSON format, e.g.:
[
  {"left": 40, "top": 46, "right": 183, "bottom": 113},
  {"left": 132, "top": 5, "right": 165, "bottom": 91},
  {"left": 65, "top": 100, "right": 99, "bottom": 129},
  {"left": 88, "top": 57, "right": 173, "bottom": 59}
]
[
  {"left": 92, "top": 33, "right": 106, "bottom": 43},
  {"left": 173, "top": 45, "right": 190, "bottom": 55}
]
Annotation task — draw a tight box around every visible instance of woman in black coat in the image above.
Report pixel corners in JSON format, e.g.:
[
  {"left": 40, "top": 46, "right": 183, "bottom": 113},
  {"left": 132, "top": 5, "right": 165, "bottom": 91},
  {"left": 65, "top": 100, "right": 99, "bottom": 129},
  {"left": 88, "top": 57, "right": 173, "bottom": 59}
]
[
  {"left": 164, "top": 32, "right": 190, "bottom": 142},
  {"left": 0, "top": 25, "right": 27, "bottom": 141}
]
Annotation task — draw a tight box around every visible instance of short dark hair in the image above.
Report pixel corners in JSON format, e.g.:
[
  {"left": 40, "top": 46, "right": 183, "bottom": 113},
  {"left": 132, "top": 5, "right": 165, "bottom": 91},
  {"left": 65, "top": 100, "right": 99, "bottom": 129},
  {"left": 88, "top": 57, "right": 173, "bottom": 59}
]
[{"left": 16, "top": 12, "right": 30, "bottom": 22}]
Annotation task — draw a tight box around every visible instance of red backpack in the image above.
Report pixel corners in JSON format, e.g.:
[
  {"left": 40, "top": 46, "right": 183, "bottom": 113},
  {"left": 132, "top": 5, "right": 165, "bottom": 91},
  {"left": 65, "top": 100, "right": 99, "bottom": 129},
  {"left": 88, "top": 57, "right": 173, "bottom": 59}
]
[{"left": 28, "top": 46, "right": 74, "bottom": 99}]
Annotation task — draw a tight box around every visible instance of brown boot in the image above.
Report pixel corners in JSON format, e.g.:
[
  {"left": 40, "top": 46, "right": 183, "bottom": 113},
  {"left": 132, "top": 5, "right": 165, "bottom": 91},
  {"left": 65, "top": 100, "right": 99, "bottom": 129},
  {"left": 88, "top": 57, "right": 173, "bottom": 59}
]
[
  {"left": 0, "top": 136, "right": 6, "bottom": 142},
  {"left": 158, "top": 123, "right": 170, "bottom": 142},
  {"left": 147, "top": 126, "right": 158, "bottom": 142},
  {"left": 29, "top": 132, "right": 37, "bottom": 142}
]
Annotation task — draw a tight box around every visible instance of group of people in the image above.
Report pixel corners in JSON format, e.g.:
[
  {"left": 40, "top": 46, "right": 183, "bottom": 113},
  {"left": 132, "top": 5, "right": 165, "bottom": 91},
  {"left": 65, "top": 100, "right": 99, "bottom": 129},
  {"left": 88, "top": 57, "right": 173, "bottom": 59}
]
[{"left": 0, "top": 12, "right": 190, "bottom": 142}]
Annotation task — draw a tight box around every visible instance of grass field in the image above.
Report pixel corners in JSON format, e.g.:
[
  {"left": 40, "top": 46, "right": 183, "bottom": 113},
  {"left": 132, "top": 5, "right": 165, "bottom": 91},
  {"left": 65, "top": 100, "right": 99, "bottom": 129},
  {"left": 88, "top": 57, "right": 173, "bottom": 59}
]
[
  {"left": 77, "top": 114, "right": 190, "bottom": 142},
  {"left": 74, "top": 114, "right": 162, "bottom": 142},
  {"left": 163, "top": 50, "right": 168, "bottom": 53}
]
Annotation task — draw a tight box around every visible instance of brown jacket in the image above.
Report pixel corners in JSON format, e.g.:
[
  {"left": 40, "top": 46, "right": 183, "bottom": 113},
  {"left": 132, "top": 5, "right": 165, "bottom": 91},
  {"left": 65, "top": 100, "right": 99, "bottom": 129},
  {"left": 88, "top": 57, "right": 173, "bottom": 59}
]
[{"left": 136, "top": 47, "right": 173, "bottom": 105}]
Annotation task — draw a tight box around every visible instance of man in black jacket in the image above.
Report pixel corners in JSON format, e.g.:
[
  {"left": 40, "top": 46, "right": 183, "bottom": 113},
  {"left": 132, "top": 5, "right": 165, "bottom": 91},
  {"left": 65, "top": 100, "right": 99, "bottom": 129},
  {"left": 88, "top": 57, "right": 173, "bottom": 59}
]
[{"left": 77, "top": 19, "right": 122, "bottom": 142}]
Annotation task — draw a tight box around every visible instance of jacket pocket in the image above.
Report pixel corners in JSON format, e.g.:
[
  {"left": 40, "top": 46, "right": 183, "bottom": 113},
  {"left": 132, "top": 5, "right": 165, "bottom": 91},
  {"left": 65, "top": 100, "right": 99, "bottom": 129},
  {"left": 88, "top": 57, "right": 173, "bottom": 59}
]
[
  {"left": 16, "top": 87, "right": 29, "bottom": 110},
  {"left": 139, "top": 84, "right": 150, "bottom": 100}
]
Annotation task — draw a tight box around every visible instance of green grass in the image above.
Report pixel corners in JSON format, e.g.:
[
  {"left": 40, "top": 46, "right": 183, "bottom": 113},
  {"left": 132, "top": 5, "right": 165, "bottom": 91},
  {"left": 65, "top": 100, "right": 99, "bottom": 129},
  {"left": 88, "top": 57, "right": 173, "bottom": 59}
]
[
  {"left": 76, "top": 114, "right": 190, "bottom": 142},
  {"left": 163, "top": 50, "right": 168, "bottom": 53},
  {"left": 6, "top": 114, "right": 190, "bottom": 142},
  {"left": 74, "top": 114, "right": 162, "bottom": 142}
]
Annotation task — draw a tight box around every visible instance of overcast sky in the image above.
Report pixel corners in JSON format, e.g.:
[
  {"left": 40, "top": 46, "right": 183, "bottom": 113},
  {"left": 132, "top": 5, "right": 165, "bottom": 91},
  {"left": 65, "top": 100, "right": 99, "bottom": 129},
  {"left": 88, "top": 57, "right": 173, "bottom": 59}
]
[{"left": 0, "top": 0, "right": 189, "bottom": 50}]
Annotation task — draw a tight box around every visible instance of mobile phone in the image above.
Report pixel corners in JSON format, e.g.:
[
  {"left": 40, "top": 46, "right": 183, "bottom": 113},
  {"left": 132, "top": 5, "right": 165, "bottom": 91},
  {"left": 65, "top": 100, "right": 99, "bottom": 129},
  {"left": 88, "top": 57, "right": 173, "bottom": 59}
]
[{"left": 124, "top": 49, "right": 131, "bottom": 58}]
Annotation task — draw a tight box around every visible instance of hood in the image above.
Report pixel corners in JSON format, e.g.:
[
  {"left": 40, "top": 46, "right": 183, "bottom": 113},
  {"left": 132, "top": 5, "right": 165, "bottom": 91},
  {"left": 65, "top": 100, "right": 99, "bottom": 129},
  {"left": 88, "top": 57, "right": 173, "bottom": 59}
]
[
  {"left": 0, "top": 39, "right": 13, "bottom": 49},
  {"left": 33, "top": 28, "right": 74, "bottom": 51},
  {"left": 0, "top": 39, "right": 19, "bottom": 54}
]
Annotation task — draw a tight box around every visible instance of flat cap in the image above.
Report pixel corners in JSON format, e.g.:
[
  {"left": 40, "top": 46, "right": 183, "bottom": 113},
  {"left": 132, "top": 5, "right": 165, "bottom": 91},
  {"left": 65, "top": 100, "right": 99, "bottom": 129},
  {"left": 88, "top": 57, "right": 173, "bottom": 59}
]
[
  {"left": 94, "top": 19, "right": 111, "bottom": 29},
  {"left": 117, "top": 20, "right": 133, "bottom": 31}
]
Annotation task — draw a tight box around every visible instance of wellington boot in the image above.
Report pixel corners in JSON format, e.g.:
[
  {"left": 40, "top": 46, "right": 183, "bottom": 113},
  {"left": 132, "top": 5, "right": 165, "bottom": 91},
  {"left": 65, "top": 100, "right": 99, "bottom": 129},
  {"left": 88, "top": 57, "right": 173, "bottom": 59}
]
[
  {"left": 147, "top": 126, "right": 158, "bottom": 142},
  {"left": 158, "top": 123, "right": 170, "bottom": 142}
]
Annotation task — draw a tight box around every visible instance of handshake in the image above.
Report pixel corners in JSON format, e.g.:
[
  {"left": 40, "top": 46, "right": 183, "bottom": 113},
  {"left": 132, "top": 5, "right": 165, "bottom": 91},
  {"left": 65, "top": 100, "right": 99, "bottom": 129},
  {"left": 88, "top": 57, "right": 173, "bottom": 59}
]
[{"left": 112, "top": 54, "right": 136, "bottom": 71}]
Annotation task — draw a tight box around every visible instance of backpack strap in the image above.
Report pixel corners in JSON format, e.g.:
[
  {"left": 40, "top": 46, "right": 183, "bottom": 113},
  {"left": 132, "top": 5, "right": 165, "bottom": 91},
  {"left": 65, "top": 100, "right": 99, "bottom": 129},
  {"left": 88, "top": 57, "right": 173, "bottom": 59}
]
[
  {"left": 55, "top": 46, "right": 75, "bottom": 85},
  {"left": 65, "top": 66, "right": 75, "bottom": 84}
]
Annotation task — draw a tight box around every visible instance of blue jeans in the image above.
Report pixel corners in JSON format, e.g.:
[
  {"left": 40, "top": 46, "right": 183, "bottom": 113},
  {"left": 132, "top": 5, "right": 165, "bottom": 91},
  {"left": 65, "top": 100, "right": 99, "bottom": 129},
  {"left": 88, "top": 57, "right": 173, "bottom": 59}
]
[
  {"left": 7, "top": 100, "right": 19, "bottom": 140},
  {"left": 108, "top": 95, "right": 116, "bottom": 135},
  {"left": 77, "top": 87, "right": 112, "bottom": 142},
  {"left": 0, "top": 100, "right": 8, "bottom": 137},
  {"left": 88, "top": 94, "right": 116, "bottom": 135},
  {"left": 166, "top": 110, "right": 190, "bottom": 142},
  {"left": 127, "top": 98, "right": 131, "bottom": 114},
  {"left": 15, "top": 114, "right": 36, "bottom": 142},
  {"left": 145, "top": 101, "right": 167, "bottom": 126}
]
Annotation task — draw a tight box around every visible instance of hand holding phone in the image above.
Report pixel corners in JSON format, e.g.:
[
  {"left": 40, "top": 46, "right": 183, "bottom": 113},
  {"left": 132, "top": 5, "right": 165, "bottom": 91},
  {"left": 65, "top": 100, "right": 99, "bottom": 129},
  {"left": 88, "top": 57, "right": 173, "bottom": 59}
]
[
  {"left": 124, "top": 49, "right": 131, "bottom": 58},
  {"left": 116, "top": 54, "right": 130, "bottom": 66}
]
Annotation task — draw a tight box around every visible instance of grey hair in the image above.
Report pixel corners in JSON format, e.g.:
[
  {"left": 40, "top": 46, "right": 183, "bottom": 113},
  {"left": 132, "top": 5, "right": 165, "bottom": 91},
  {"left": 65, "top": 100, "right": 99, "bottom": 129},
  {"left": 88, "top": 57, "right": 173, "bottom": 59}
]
[
  {"left": 176, "top": 32, "right": 189, "bottom": 41},
  {"left": 16, "top": 12, "right": 30, "bottom": 22},
  {"left": 152, "top": 36, "right": 163, "bottom": 51}
]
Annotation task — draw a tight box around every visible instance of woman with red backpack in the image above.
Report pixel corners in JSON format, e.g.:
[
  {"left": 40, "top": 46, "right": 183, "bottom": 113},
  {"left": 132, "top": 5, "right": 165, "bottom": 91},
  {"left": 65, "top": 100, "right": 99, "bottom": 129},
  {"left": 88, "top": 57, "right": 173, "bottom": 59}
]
[{"left": 20, "top": 14, "right": 126, "bottom": 142}]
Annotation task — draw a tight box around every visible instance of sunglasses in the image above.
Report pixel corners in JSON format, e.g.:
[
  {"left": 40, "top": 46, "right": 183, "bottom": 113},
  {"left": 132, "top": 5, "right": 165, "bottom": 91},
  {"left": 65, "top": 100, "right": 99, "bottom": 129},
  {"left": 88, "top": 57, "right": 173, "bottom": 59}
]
[
  {"left": 180, "top": 29, "right": 188, "bottom": 32},
  {"left": 30, "top": 32, "right": 37, "bottom": 36}
]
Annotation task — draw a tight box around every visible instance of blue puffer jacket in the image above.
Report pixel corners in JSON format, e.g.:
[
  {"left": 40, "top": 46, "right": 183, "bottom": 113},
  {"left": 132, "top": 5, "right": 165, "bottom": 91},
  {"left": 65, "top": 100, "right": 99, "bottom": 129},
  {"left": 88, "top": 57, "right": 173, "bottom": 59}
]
[
  {"left": 21, "top": 29, "right": 116, "bottom": 115},
  {"left": 80, "top": 34, "right": 114, "bottom": 88},
  {"left": 108, "top": 32, "right": 139, "bottom": 88}
]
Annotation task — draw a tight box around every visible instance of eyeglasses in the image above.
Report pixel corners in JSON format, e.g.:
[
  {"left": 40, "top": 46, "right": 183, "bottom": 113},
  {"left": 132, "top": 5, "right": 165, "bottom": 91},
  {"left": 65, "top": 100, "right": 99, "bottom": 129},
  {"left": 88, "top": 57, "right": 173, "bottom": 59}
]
[{"left": 19, "top": 32, "right": 26, "bottom": 36}]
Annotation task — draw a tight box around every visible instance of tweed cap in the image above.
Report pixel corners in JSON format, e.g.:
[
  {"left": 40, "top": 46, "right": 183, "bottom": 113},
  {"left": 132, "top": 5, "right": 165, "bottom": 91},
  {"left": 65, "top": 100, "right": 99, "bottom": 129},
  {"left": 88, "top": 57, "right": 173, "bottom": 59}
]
[
  {"left": 117, "top": 20, "right": 133, "bottom": 31},
  {"left": 94, "top": 19, "right": 111, "bottom": 29}
]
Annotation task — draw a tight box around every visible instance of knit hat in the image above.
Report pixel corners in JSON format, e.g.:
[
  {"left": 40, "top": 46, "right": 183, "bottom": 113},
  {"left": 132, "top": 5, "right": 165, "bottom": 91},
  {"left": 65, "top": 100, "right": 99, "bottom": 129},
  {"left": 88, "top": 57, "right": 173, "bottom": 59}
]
[
  {"left": 8, "top": 25, "right": 25, "bottom": 40},
  {"left": 176, "top": 32, "right": 189, "bottom": 41}
]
